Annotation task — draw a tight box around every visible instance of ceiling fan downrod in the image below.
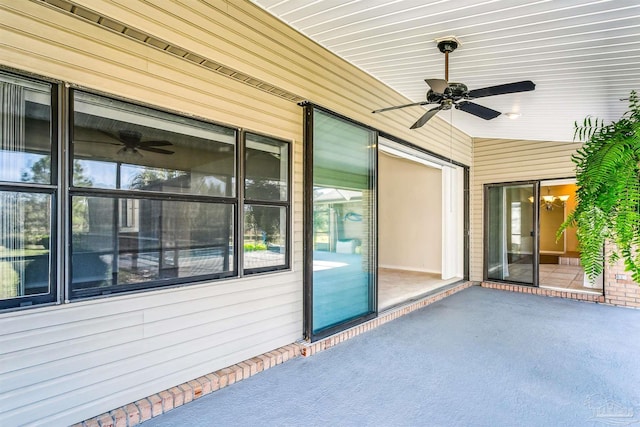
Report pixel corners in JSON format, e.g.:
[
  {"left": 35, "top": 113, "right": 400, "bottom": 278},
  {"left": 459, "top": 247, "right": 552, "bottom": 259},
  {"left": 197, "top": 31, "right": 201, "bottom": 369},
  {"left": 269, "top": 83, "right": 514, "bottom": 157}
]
[{"left": 437, "top": 39, "right": 458, "bottom": 82}]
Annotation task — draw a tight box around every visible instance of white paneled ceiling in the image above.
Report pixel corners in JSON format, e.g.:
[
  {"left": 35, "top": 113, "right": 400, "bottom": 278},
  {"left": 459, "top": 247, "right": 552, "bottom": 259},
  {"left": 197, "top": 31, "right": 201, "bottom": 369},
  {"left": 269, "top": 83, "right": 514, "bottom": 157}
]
[{"left": 251, "top": 0, "right": 640, "bottom": 142}]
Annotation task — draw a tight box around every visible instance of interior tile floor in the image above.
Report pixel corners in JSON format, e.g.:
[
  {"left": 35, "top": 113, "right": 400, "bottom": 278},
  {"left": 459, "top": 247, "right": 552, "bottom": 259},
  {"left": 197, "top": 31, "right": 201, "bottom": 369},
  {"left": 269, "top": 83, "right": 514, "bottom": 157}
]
[
  {"left": 539, "top": 263, "right": 603, "bottom": 293},
  {"left": 377, "top": 262, "right": 602, "bottom": 311},
  {"left": 378, "top": 268, "right": 462, "bottom": 310}
]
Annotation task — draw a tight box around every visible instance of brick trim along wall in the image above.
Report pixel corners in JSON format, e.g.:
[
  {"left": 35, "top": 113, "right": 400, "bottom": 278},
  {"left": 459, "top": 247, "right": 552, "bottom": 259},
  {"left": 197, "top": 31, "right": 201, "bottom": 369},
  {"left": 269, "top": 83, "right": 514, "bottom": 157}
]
[
  {"left": 481, "top": 282, "right": 605, "bottom": 303},
  {"left": 603, "top": 243, "right": 640, "bottom": 307},
  {"left": 73, "top": 344, "right": 302, "bottom": 427}
]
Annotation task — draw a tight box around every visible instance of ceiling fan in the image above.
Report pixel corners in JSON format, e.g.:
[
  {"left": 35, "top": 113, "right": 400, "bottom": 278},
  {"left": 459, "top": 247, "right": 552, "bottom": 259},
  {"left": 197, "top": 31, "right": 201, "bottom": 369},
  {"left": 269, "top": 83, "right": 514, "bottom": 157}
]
[
  {"left": 74, "top": 130, "right": 174, "bottom": 158},
  {"left": 91, "top": 130, "right": 175, "bottom": 157},
  {"left": 372, "top": 39, "right": 535, "bottom": 129}
]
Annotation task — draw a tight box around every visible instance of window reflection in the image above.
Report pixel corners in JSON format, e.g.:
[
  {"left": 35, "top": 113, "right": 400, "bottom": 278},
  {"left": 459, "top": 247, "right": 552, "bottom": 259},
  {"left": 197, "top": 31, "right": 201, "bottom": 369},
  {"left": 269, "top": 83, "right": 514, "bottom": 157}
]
[
  {"left": 70, "top": 91, "right": 238, "bottom": 296},
  {"left": 0, "top": 72, "right": 54, "bottom": 305},
  {"left": 245, "top": 133, "right": 288, "bottom": 201},
  {"left": 0, "top": 74, "right": 51, "bottom": 185},
  {"left": 71, "top": 196, "right": 233, "bottom": 293},
  {"left": 72, "top": 91, "right": 236, "bottom": 197},
  {"left": 244, "top": 205, "right": 286, "bottom": 270},
  {"left": 0, "top": 192, "right": 52, "bottom": 300},
  {"left": 243, "top": 133, "right": 289, "bottom": 272},
  {"left": 311, "top": 109, "right": 376, "bottom": 334}
]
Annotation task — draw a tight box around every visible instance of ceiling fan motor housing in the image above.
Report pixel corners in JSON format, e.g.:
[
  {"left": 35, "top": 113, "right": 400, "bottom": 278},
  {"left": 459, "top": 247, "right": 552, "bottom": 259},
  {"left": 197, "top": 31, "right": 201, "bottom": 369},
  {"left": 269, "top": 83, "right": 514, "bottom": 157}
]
[
  {"left": 426, "top": 82, "right": 468, "bottom": 102},
  {"left": 448, "top": 82, "right": 468, "bottom": 98}
]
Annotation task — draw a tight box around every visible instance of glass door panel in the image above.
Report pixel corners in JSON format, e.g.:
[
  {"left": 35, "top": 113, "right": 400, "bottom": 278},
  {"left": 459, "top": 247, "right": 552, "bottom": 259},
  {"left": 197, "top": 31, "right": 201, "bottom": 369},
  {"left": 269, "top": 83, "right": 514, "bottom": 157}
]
[
  {"left": 486, "top": 183, "right": 537, "bottom": 285},
  {"left": 309, "top": 109, "right": 376, "bottom": 337}
]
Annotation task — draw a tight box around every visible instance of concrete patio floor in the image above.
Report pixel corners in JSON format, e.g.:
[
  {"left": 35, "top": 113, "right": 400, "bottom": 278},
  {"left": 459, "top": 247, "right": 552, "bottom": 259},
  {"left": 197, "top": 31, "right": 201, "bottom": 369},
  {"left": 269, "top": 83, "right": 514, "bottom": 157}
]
[{"left": 144, "top": 286, "right": 640, "bottom": 427}]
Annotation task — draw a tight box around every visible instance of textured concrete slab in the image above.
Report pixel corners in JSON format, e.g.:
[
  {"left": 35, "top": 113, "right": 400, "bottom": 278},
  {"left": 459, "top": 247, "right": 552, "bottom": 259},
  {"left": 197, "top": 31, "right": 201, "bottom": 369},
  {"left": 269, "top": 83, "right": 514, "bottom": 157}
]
[{"left": 144, "top": 286, "right": 640, "bottom": 427}]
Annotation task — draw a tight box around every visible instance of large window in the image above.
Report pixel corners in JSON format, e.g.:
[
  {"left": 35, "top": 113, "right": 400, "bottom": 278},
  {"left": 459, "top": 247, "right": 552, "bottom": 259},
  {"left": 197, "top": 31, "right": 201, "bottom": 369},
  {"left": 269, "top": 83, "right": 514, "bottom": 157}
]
[
  {"left": 0, "top": 72, "right": 56, "bottom": 309},
  {"left": 70, "top": 91, "right": 238, "bottom": 297},
  {"left": 0, "top": 69, "right": 290, "bottom": 309}
]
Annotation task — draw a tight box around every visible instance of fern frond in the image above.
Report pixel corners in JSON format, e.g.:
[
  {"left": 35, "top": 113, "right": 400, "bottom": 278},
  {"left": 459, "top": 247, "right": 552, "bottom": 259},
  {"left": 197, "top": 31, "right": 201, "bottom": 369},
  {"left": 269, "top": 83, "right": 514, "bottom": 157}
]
[{"left": 567, "top": 90, "right": 640, "bottom": 283}]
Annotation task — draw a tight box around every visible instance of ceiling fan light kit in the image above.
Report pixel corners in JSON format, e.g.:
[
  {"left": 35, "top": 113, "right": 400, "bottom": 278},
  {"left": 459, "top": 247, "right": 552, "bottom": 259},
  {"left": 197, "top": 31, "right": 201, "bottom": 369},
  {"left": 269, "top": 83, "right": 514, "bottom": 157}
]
[
  {"left": 372, "top": 37, "right": 535, "bottom": 129},
  {"left": 117, "top": 146, "right": 143, "bottom": 158}
]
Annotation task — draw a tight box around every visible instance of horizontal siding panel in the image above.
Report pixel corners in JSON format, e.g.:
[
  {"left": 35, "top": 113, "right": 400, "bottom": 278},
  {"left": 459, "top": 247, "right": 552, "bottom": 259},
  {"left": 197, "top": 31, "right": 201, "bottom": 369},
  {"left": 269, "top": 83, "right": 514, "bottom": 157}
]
[
  {"left": 1, "top": 301, "right": 300, "bottom": 395},
  {"left": 4, "top": 319, "right": 301, "bottom": 426},
  {"left": 1, "top": 326, "right": 143, "bottom": 374},
  {"left": 142, "top": 286, "right": 300, "bottom": 331},
  {"left": 0, "top": 272, "right": 299, "bottom": 333},
  {"left": 0, "top": 311, "right": 143, "bottom": 355},
  {"left": 1, "top": 281, "right": 299, "bottom": 365},
  {"left": 35, "top": 323, "right": 301, "bottom": 427},
  {"left": 0, "top": 9, "right": 301, "bottom": 138}
]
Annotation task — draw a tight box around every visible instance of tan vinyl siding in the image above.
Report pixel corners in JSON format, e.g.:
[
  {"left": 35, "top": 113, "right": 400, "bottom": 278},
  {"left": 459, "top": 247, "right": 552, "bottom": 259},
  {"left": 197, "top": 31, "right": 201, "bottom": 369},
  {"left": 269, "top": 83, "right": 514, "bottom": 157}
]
[
  {"left": 0, "top": 274, "right": 302, "bottom": 425},
  {"left": 470, "top": 138, "right": 581, "bottom": 281},
  {"left": 0, "top": 1, "right": 307, "bottom": 425}
]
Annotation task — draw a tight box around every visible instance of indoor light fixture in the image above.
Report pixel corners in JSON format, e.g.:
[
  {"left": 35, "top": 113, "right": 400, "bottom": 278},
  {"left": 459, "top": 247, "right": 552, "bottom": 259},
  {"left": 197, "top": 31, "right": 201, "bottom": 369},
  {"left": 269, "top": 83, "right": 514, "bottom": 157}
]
[
  {"left": 505, "top": 112, "right": 521, "bottom": 119},
  {"left": 117, "top": 146, "right": 143, "bottom": 159},
  {"left": 529, "top": 191, "right": 570, "bottom": 210},
  {"left": 542, "top": 189, "right": 569, "bottom": 211}
]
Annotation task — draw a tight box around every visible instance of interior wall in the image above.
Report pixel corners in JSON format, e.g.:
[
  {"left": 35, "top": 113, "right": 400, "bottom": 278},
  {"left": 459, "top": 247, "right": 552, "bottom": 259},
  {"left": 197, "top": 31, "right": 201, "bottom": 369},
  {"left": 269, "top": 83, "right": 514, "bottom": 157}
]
[
  {"left": 378, "top": 153, "right": 442, "bottom": 273},
  {"left": 540, "top": 184, "right": 578, "bottom": 253},
  {"left": 539, "top": 203, "right": 565, "bottom": 253}
]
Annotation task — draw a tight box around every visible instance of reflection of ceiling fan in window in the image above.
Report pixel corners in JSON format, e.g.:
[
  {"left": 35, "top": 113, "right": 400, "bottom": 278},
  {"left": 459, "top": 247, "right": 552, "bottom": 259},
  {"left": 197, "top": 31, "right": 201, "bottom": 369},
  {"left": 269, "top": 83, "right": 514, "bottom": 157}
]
[{"left": 84, "top": 130, "right": 175, "bottom": 157}]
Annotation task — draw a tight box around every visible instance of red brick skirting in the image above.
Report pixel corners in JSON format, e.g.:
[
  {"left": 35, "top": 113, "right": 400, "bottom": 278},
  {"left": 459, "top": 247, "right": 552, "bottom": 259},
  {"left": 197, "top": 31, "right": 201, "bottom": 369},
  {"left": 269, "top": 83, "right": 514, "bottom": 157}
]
[
  {"left": 74, "top": 344, "right": 301, "bottom": 427},
  {"left": 481, "top": 281, "right": 605, "bottom": 303},
  {"left": 75, "top": 281, "right": 474, "bottom": 426}
]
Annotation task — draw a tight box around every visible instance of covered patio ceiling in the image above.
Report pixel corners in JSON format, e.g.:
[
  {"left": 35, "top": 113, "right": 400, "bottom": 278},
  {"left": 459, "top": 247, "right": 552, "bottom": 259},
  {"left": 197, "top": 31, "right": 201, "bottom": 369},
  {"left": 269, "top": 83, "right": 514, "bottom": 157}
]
[{"left": 251, "top": 0, "right": 640, "bottom": 142}]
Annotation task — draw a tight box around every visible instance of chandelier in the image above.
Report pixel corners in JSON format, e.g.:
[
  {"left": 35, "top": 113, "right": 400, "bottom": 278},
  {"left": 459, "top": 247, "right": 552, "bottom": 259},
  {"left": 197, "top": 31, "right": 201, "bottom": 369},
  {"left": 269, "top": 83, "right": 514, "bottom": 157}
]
[{"left": 528, "top": 191, "right": 570, "bottom": 210}]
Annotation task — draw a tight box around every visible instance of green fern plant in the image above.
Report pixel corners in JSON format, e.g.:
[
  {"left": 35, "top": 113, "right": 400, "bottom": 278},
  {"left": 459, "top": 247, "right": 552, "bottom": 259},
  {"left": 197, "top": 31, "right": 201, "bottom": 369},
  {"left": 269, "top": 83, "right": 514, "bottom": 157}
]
[{"left": 558, "top": 90, "right": 640, "bottom": 283}]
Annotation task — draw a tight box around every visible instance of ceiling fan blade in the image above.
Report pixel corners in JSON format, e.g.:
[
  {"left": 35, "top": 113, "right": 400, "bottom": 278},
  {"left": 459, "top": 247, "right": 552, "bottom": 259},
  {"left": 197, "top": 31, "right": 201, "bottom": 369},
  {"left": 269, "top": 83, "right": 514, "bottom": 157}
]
[
  {"left": 456, "top": 101, "right": 501, "bottom": 120},
  {"left": 410, "top": 105, "right": 444, "bottom": 129},
  {"left": 372, "top": 100, "right": 433, "bottom": 114},
  {"left": 137, "top": 140, "right": 173, "bottom": 147},
  {"left": 79, "top": 130, "right": 124, "bottom": 145},
  {"left": 467, "top": 80, "right": 535, "bottom": 99},
  {"left": 425, "top": 79, "right": 448, "bottom": 94},
  {"left": 138, "top": 146, "right": 175, "bottom": 155},
  {"left": 74, "top": 139, "right": 121, "bottom": 146}
]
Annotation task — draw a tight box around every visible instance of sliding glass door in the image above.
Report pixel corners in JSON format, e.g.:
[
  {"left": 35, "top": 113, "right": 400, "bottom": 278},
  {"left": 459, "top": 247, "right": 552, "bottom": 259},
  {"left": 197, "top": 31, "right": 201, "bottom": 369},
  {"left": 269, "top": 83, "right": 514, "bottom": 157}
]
[
  {"left": 485, "top": 182, "right": 538, "bottom": 285},
  {"left": 305, "top": 107, "right": 376, "bottom": 340}
]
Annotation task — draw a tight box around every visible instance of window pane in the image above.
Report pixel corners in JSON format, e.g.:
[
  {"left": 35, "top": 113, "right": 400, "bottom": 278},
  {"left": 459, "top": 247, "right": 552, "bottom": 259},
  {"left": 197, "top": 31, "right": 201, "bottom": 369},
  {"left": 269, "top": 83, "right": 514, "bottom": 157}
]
[
  {"left": 71, "top": 196, "right": 234, "bottom": 294},
  {"left": 311, "top": 110, "right": 376, "bottom": 334},
  {"left": 0, "top": 72, "right": 52, "bottom": 184},
  {"left": 0, "top": 191, "right": 52, "bottom": 300},
  {"left": 245, "top": 133, "right": 288, "bottom": 201},
  {"left": 244, "top": 205, "right": 286, "bottom": 270},
  {"left": 72, "top": 91, "right": 236, "bottom": 197}
]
